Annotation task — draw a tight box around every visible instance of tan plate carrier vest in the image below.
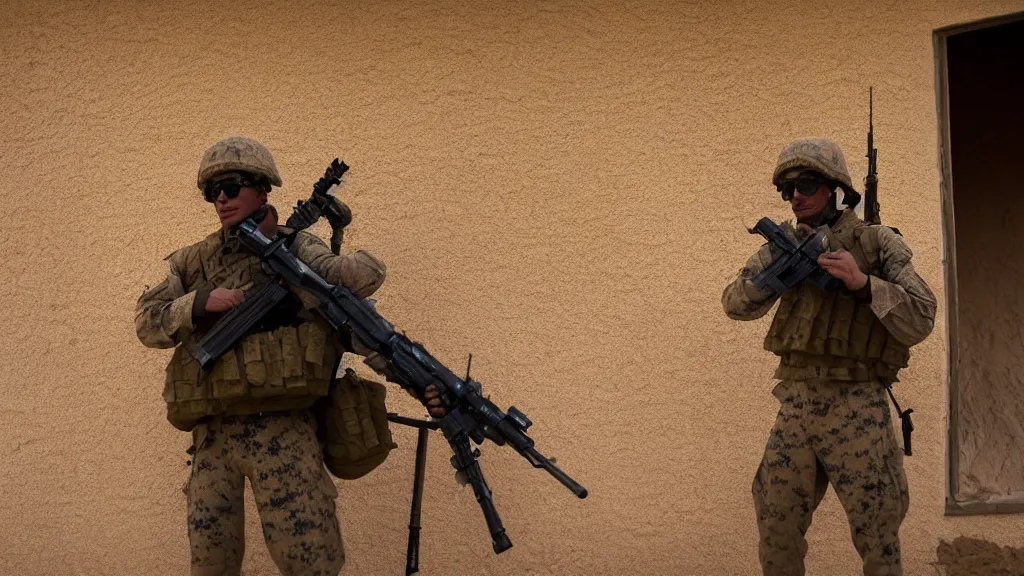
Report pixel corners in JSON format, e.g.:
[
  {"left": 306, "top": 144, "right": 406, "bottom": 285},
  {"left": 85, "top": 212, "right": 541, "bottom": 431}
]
[
  {"left": 162, "top": 231, "right": 396, "bottom": 478},
  {"left": 764, "top": 218, "right": 911, "bottom": 383}
]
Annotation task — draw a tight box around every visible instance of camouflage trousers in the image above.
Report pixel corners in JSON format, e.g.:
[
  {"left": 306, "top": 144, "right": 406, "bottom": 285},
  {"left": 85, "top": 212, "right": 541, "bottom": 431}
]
[
  {"left": 752, "top": 379, "right": 909, "bottom": 576},
  {"left": 184, "top": 410, "right": 345, "bottom": 576}
]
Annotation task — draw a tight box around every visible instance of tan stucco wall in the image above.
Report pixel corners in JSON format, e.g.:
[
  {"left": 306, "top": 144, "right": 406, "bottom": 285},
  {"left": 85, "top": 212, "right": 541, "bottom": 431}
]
[{"left": 3, "top": 1, "right": 1024, "bottom": 574}]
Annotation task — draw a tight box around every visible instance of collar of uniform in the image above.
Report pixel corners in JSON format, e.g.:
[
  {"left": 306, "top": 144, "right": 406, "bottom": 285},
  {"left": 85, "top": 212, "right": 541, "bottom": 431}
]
[
  {"left": 829, "top": 209, "right": 865, "bottom": 250},
  {"left": 207, "top": 205, "right": 281, "bottom": 255},
  {"left": 218, "top": 227, "right": 244, "bottom": 255}
]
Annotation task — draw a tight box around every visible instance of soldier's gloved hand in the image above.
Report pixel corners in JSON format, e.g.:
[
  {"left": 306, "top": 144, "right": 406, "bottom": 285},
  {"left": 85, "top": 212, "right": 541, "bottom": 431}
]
[
  {"left": 795, "top": 223, "right": 816, "bottom": 240},
  {"left": 287, "top": 199, "right": 322, "bottom": 230},
  {"left": 206, "top": 288, "right": 244, "bottom": 313},
  {"left": 795, "top": 223, "right": 833, "bottom": 252},
  {"left": 322, "top": 196, "right": 353, "bottom": 232},
  {"left": 405, "top": 384, "right": 446, "bottom": 418},
  {"left": 423, "top": 384, "right": 445, "bottom": 417}
]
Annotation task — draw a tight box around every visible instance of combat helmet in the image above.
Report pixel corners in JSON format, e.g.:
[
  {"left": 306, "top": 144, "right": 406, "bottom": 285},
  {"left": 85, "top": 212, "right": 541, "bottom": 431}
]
[
  {"left": 196, "top": 136, "right": 283, "bottom": 191},
  {"left": 772, "top": 137, "right": 861, "bottom": 207}
]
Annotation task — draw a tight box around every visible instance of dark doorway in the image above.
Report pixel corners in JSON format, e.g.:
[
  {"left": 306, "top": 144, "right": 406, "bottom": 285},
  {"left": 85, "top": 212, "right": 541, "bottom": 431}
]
[{"left": 936, "top": 12, "right": 1024, "bottom": 514}]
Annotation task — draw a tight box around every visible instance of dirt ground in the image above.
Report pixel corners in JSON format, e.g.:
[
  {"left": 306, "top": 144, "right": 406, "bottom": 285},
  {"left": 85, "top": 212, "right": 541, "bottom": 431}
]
[{"left": 934, "top": 537, "right": 1024, "bottom": 576}]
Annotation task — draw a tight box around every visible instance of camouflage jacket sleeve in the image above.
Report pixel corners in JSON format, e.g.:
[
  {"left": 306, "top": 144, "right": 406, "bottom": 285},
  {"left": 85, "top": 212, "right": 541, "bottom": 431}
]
[
  {"left": 866, "top": 228, "right": 937, "bottom": 346},
  {"left": 722, "top": 243, "right": 777, "bottom": 320},
  {"left": 291, "top": 231, "right": 387, "bottom": 298},
  {"left": 134, "top": 248, "right": 197, "bottom": 349}
]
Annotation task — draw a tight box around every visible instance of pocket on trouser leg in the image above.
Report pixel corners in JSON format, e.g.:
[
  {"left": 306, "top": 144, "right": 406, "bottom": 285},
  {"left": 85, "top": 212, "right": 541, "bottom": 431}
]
[
  {"left": 255, "top": 460, "right": 345, "bottom": 575},
  {"left": 897, "top": 468, "right": 910, "bottom": 523},
  {"left": 312, "top": 465, "right": 345, "bottom": 575},
  {"left": 185, "top": 435, "right": 246, "bottom": 576},
  {"left": 182, "top": 425, "right": 209, "bottom": 496},
  {"left": 839, "top": 417, "right": 906, "bottom": 576},
  {"left": 318, "top": 463, "right": 340, "bottom": 501}
]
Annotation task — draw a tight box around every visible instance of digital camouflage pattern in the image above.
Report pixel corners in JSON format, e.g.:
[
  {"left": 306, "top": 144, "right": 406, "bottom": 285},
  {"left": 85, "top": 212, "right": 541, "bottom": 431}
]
[
  {"left": 753, "top": 379, "right": 908, "bottom": 575},
  {"left": 134, "top": 214, "right": 385, "bottom": 352},
  {"left": 722, "top": 210, "right": 936, "bottom": 349},
  {"left": 135, "top": 212, "right": 386, "bottom": 431},
  {"left": 185, "top": 410, "right": 344, "bottom": 576},
  {"left": 136, "top": 204, "right": 387, "bottom": 574},
  {"left": 723, "top": 208, "right": 936, "bottom": 576},
  {"left": 197, "top": 136, "right": 284, "bottom": 191},
  {"left": 772, "top": 137, "right": 856, "bottom": 195},
  {"left": 317, "top": 368, "right": 398, "bottom": 480}
]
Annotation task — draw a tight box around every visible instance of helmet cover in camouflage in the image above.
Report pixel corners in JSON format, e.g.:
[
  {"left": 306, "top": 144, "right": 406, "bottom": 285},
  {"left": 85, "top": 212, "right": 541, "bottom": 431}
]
[
  {"left": 772, "top": 137, "right": 856, "bottom": 195},
  {"left": 197, "top": 136, "right": 283, "bottom": 191}
]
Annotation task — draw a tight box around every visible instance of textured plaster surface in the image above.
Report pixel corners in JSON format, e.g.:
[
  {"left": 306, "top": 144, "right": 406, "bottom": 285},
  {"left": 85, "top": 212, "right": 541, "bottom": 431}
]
[
  {"left": 2, "top": 1, "right": 1024, "bottom": 574},
  {"left": 946, "top": 20, "right": 1024, "bottom": 503}
]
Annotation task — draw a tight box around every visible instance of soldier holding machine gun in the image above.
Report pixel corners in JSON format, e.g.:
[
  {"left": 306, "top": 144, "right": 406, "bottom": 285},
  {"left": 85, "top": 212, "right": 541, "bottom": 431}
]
[{"left": 135, "top": 136, "right": 585, "bottom": 576}]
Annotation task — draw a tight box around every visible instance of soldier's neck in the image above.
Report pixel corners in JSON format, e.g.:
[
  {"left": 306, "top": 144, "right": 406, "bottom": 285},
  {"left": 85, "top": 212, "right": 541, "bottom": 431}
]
[
  {"left": 219, "top": 204, "right": 279, "bottom": 241},
  {"left": 797, "top": 203, "right": 842, "bottom": 228}
]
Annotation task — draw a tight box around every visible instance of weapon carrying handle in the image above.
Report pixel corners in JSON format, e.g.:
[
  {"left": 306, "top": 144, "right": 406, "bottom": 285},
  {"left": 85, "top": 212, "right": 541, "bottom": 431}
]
[{"left": 750, "top": 219, "right": 799, "bottom": 251}]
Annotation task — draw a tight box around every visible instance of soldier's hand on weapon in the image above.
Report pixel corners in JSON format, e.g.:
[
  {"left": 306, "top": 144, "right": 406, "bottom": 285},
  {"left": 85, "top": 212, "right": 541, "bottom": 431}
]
[
  {"left": 405, "top": 383, "right": 446, "bottom": 418},
  {"left": 423, "top": 384, "right": 445, "bottom": 417},
  {"left": 322, "top": 196, "right": 352, "bottom": 231},
  {"left": 817, "top": 249, "right": 868, "bottom": 291},
  {"left": 206, "top": 288, "right": 245, "bottom": 312},
  {"left": 288, "top": 199, "right": 322, "bottom": 230},
  {"left": 795, "top": 223, "right": 816, "bottom": 240}
]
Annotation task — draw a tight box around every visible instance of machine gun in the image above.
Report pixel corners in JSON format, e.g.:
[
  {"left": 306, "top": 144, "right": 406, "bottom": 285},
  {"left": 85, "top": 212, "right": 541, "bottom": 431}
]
[
  {"left": 746, "top": 217, "right": 842, "bottom": 300},
  {"left": 191, "top": 214, "right": 588, "bottom": 562}
]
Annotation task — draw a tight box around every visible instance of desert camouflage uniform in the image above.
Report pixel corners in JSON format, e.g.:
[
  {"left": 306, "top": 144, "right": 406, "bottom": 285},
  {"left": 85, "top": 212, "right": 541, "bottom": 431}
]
[
  {"left": 136, "top": 211, "right": 385, "bottom": 576},
  {"left": 723, "top": 208, "right": 937, "bottom": 576}
]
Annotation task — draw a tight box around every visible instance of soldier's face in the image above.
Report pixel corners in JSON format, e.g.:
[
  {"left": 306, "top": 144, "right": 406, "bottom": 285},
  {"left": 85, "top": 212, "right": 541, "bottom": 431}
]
[
  {"left": 213, "top": 185, "right": 267, "bottom": 229},
  {"left": 789, "top": 182, "right": 832, "bottom": 220},
  {"left": 778, "top": 170, "right": 832, "bottom": 220}
]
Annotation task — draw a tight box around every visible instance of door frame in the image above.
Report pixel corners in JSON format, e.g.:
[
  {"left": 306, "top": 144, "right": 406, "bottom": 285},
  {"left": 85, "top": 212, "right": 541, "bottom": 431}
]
[{"left": 934, "top": 9, "right": 1024, "bottom": 516}]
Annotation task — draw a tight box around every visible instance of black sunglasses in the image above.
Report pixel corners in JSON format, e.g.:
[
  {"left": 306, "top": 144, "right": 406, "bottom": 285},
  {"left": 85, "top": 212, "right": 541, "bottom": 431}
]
[
  {"left": 204, "top": 175, "right": 263, "bottom": 203},
  {"left": 776, "top": 173, "right": 827, "bottom": 201}
]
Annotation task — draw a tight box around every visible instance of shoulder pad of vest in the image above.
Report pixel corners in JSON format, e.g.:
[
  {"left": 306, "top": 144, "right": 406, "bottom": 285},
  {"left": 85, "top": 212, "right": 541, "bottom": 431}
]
[
  {"left": 854, "top": 223, "right": 902, "bottom": 238},
  {"left": 163, "top": 235, "right": 211, "bottom": 264},
  {"left": 163, "top": 243, "right": 195, "bottom": 262}
]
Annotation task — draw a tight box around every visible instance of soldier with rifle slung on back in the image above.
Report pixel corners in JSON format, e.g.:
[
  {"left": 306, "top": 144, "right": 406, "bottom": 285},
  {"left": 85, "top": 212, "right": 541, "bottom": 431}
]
[
  {"left": 135, "top": 136, "right": 587, "bottom": 575},
  {"left": 721, "top": 94, "right": 938, "bottom": 575},
  {"left": 134, "top": 136, "right": 446, "bottom": 575}
]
